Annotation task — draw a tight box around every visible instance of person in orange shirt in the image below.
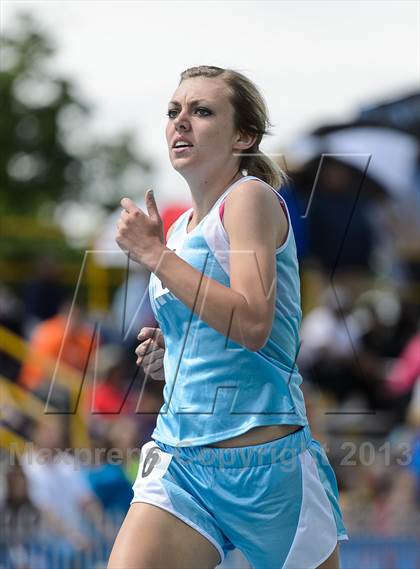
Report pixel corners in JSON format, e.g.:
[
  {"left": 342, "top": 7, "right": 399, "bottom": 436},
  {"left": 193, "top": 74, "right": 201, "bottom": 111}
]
[{"left": 19, "top": 299, "right": 95, "bottom": 392}]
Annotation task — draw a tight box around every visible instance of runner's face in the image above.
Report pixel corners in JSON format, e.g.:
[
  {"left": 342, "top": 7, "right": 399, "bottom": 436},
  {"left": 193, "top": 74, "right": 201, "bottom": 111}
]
[{"left": 166, "top": 77, "right": 239, "bottom": 174}]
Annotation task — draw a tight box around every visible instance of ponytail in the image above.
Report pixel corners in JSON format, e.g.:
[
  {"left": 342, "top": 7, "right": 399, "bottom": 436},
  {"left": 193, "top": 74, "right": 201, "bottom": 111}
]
[{"left": 241, "top": 149, "right": 289, "bottom": 189}]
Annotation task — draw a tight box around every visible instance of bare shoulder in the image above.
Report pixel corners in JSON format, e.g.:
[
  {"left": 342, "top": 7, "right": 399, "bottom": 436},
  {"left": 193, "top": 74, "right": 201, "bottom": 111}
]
[{"left": 223, "top": 179, "right": 288, "bottom": 248}]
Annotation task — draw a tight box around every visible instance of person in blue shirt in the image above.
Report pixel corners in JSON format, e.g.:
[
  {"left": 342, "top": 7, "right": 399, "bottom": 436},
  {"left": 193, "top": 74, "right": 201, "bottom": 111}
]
[{"left": 110, "top": 65, "right": 348, "bottom": 569}]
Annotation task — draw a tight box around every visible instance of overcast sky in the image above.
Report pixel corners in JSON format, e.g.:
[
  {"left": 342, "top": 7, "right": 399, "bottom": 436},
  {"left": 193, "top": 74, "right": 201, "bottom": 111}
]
[{"left": 2, "top": 0, "right": 419, "bottom": 204}]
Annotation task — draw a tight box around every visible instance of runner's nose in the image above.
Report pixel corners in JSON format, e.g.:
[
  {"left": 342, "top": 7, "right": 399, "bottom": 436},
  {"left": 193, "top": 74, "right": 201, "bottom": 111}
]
[{"left": 174, "top": 109, "right": 190, "bottom": 132}]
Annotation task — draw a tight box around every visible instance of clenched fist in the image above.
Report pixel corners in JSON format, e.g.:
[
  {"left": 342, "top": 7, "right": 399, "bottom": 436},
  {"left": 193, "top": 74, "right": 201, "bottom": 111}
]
[
  {"left": 115, "top": 191, "right": 165, "bottom": 271},
  {"left": 135, "top": 327, "right": 165, "bottom": 381}
]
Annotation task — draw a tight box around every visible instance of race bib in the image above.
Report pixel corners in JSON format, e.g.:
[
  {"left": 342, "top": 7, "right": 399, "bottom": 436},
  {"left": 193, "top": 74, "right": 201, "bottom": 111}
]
[{"left": 137, "top": 440, "right": 173, "bottom": 481}]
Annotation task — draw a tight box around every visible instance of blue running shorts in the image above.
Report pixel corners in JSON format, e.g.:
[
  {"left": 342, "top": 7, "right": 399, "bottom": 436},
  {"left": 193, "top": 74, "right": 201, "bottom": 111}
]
[{"left": 131, "top": 425, "right": 348, "bottom": 569}]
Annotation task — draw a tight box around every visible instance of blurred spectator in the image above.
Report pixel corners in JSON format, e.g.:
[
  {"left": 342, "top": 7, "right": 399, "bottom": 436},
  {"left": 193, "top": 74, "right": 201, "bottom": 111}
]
[
  {"left": 299, "top": 286, "right": 396, "bottom": 411},
  {"left": 358, "top": 292, "right": 418, "bottom": 359},
  {"left": 22, "top": 254, "right": 66, "bottom": 336},
  {"left": 279, "top": 183, "right": 309, "bottom": 259},
  {"left": 85, "top": 344, "right": 141, "bottom": 418},
  {"left": 19, "top": 416, "right": 105, "bottom": 551},
  {"left": 408, "top": 432, "right": 420, "bottom": 502},
  {"left": 0, "top": 461, "right": 41, "bottom": 546},
  {"left": 300, "top": 286, "right": 361, "bottom": 365},
  {"left": 82, "top": 421, "right": 133, "bottom": 517},
  {"left": 110, "top": 270, "right": 156, "bottom": 347},
  {"left": 299, "top": 286, "right": 362, "bottom": 400},
  {"left": 387, "top": 331, "right": 420, "bottom": 396},
  {"left": 105, "top": 401, "right": 162, "bottom": 484},
  {"left": 407, "top": 377, "right": 420, "bottom": 428},
  {"left": 386, "top": 330, "right": 420, "bottom": 423},
  {"left": 18, "top": 297, "right": 96, "bottom": 391},
  {"left": 301, "top": 160, "right": 375, "bottom": 271},
  {"left": 0, "top": 285, "right": 25, "bottom": 382},
  {"left": 106, "top": 416, "right": 140, "bottom": 460},
  {"left": 0, "top": 459, "right": 61, "bottom": 569}
]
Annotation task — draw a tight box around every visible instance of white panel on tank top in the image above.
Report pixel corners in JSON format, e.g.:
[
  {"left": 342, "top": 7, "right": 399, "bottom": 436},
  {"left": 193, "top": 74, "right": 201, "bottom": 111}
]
[
  {"left": 200, "top": 178, "right": 293, "bottom": 276},
  {"left": 152, "top": 211, "right": 190, "bottom": 300},
  {"left": 201, "top": 212, "right": 231, "bottom": 276}
]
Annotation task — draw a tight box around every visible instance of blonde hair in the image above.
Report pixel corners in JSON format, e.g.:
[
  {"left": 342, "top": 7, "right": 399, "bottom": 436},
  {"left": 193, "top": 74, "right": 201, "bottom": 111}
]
[{"left": 180, "top": 65, "right": 288, "bottom": 188}]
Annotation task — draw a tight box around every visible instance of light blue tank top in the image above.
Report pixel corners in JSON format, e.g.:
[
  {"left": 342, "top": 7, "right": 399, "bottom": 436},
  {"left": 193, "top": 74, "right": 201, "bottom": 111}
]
[{"left": 149, "top": 176, "right": 308, "bottom": 446}]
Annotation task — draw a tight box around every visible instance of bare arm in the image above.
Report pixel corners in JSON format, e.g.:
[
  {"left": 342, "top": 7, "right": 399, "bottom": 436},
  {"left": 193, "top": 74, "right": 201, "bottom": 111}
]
[{"left": 146, "top": 181, "right": 286, "bottom": 351}]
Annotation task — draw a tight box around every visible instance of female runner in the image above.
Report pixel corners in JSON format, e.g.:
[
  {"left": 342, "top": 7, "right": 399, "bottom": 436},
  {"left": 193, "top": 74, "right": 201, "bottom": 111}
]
[{"left": 110, "top": 65, "right": 348, "bottom": 569}]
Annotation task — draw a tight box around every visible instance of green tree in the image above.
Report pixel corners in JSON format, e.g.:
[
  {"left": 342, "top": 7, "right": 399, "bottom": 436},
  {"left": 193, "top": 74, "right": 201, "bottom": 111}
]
[{"left": 0, "top": 12, "right": 153, "bottom": 218}]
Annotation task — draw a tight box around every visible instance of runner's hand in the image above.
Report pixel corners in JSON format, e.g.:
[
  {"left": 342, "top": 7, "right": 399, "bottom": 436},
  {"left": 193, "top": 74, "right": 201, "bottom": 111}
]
[{"left": 136, "top": 327, "right": 165, "bottom": 381}]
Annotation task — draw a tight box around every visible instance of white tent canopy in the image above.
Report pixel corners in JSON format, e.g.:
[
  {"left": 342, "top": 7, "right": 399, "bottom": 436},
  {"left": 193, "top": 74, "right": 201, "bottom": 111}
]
[{"left": 288, "top": 126, "right": 419, "bottom": 198}]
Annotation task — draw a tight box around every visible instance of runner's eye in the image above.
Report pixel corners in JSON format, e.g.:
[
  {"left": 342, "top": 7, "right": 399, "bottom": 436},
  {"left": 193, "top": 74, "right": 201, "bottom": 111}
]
[
  {"left": 195, "top": 107, "right": 212, "bottom": 117},
  {"left": 166, "top": 107, "right": 212, "bottom": 119}
]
